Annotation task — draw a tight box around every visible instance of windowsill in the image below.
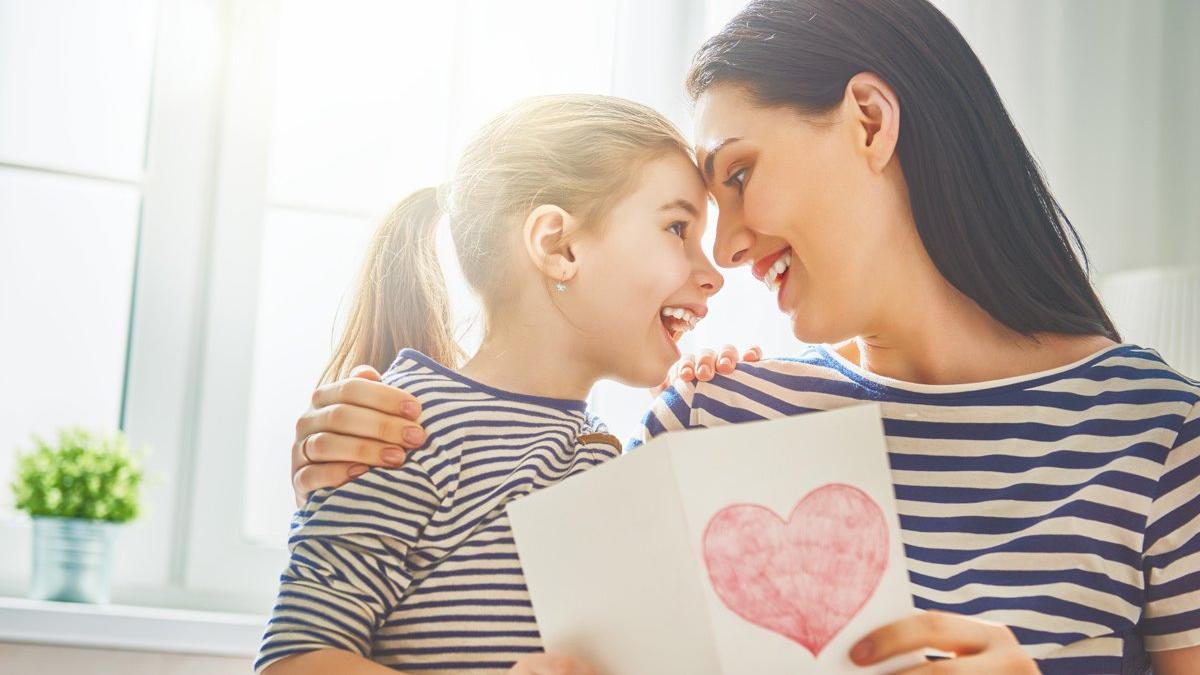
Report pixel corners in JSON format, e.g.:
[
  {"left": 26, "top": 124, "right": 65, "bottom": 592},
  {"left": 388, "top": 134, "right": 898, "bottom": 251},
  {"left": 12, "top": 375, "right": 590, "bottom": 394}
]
[{"left": 0, "top": 596, "right": 265, "bottom": 657}]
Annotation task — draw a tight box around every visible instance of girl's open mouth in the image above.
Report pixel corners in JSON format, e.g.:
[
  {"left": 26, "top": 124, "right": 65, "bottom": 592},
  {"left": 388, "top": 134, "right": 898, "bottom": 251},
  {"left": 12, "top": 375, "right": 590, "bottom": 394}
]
[{"left": 660, "top": 305, "right": 700, "bottom": 343}]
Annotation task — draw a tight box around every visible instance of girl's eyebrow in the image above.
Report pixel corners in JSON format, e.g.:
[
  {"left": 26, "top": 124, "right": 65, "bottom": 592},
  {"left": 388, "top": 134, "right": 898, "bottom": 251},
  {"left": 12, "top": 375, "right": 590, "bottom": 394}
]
[{"left": 660, "top": 198, "right": 700, "bottom": 218}]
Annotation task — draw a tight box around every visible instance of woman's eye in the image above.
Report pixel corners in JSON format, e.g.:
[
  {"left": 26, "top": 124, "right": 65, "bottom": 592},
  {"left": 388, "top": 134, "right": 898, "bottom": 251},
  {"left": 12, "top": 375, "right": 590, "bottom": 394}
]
[
  {"left": 723, "top": 167, "right": 748, "bottom": 193},
  {"left": 667, "top": 221, "right": 690, "bottom": 239}
]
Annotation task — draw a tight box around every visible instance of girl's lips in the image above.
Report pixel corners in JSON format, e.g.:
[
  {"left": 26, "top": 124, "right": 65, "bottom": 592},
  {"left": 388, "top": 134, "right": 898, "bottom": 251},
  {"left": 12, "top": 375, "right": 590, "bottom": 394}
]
[{"left": 659, "top": 314, "right": 683, "bottom": 357}]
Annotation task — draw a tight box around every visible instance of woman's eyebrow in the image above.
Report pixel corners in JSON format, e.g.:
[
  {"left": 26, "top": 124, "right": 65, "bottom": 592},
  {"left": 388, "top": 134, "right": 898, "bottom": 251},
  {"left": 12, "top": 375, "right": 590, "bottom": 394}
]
[
  {"left": 660, "top": 198, "right": 700, "bottom": 218},
  {"left": 700, "top": 137, "right": 742, "bottom": 180}
]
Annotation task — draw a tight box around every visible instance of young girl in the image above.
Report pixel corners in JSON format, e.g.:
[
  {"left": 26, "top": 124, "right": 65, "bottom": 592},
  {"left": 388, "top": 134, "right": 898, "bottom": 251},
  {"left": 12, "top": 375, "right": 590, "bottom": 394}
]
[{"left": 254, "top": 95, "right": 723, "bottom": 674}]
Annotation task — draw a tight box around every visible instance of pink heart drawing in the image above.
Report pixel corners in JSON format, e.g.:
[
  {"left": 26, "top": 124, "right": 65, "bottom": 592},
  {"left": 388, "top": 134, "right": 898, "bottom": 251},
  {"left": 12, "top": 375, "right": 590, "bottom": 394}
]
[{"left": 701, "top": 483, "right": 889, "bottom": 656}]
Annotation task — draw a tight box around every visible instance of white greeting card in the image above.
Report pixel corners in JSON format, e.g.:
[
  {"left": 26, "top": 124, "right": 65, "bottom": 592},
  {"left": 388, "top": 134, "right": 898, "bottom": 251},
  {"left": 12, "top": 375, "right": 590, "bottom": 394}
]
[{"left": 507, "top": 404, "right": 921, "bottom": 674}]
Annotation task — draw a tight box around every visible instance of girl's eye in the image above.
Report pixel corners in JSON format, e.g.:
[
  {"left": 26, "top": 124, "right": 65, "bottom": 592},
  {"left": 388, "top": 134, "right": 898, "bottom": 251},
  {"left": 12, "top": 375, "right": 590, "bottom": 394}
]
[
  {"left": 667, "top": 221, "right": 690, "bottom": 239},
  {"left": 723, "top": 167, "right": 748, "bottom": 194}
]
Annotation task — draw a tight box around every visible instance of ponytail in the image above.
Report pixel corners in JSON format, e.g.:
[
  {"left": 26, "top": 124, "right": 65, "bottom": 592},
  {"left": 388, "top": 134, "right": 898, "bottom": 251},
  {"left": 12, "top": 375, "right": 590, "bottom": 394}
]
[{"left": 322, "top": 187, "right": 463, "bottom": 384}]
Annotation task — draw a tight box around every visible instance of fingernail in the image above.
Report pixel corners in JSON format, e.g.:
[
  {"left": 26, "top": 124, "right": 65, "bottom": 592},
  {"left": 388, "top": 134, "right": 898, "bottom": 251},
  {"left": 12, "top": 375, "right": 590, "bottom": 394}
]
[
  {"left": 680, "top": 367, "right": 694, "bottom": 380},
  {"left": 697, "top": 365, "right": 713, "bottom": 379},
  {"left": 718, "top": 357, "right": 733, "bottom": 369},
  {"left": 382, "top": 448, "right": 406, "bottom": 466},
  {"left": 404, "top": 427, "right": 425, "bottom": 445},
  {"left": 402, "top": 401, "right": 421, "bottom": 419},
  {"left": 348, "top": 464, "right": 369, "bottom": 477},
  {"left": 849, "top": 639, "right": 873, "bottom": 663}
]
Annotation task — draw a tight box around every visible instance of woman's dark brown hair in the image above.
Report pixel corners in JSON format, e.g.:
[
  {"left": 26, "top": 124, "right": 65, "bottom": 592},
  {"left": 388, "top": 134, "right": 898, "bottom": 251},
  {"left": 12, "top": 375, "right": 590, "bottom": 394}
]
[{"left": 688, "top": 0, "right": 1119, "bottom": 340}]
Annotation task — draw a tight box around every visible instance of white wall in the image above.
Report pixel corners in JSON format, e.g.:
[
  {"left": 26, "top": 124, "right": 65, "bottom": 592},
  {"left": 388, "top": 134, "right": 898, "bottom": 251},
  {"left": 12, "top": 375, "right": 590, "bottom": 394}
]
[
  {"left": 0, "top": 643, "right": 248, "bottom": 675},
  {"left": 934, "top": 0, "right": 1200, "bottom": 277}
]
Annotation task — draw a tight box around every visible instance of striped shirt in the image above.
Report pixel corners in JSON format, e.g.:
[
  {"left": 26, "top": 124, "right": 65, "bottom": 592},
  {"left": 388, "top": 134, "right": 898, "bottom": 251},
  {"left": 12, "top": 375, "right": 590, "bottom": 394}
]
[
  {"left": 632, "top": 343, "right": 1200, "bottom": 674},
  {"left": 255, "top": 349, "right": 621, "bottom": 673}
]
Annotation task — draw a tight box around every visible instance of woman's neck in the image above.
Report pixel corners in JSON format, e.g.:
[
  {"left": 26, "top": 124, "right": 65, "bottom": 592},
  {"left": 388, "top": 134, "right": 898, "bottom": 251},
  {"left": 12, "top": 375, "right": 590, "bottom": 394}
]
[
  {"left": 842, "top": 255, "right": 1115, "bottom": 385},
  {"left": 459, "top": 321, "right": 598, "bottom": 402}
]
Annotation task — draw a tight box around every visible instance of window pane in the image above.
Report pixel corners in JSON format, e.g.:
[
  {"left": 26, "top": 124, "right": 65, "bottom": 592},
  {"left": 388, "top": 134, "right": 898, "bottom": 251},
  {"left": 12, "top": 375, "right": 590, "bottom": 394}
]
[
  {"left": 240, "top": 207, "right": 482, "bottom": 546},
  {"left": 265, "top": 0, "right": 457, "bottom": 213},
  {"left": 0, "top": 168, "right": 141, "bottom": 511},
  {"left": 0, "top": 0, "right": 157, "bottom": 178},
  {"left": 447, "top": 0, "right": 617, "bottom": 158},
  {"left": 240, "top": 207, "right": 377, "bottom": 545}
]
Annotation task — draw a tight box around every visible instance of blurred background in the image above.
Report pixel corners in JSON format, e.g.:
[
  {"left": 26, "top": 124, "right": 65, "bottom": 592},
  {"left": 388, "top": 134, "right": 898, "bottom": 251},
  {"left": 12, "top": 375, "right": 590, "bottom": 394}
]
[{"left": 1, "top": 0, "right": 1198, "bottom": 672}]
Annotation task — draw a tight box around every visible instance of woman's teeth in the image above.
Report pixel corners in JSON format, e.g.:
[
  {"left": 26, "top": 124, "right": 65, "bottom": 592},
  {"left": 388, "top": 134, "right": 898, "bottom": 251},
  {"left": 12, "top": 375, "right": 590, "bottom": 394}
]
[
  {"left": 660, "top": 306, "right": 700, "bottom": 341},
  {"left": 764, "top": 250, "right": 792, "bottom": 293}
]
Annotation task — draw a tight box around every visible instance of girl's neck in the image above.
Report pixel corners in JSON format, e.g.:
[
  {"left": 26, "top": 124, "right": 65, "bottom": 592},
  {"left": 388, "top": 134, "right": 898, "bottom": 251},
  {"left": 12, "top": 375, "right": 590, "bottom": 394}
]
[{"left": 459, "top": 322, "right": 598, "bottom": 402}]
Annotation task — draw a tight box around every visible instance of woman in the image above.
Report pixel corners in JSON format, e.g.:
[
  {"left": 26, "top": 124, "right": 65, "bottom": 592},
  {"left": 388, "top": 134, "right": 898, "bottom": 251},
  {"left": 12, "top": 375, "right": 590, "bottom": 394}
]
[{"left": 288, "top": 1, "right": 1200, "bottom": 672}]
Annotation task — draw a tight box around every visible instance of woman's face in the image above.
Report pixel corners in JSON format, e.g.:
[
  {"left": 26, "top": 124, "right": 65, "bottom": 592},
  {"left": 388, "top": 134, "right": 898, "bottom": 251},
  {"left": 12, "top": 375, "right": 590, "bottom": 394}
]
[
  {"left": 693, "top": 84, "right": 908, "bottom": 344},
  {"left": 568, "top": 152, "right": 724, "bottom": 387}
]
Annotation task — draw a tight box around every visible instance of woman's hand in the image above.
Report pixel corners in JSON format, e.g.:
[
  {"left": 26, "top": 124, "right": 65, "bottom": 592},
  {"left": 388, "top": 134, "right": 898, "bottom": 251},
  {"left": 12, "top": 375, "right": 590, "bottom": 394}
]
[
  {"left": 507, "top": 653, "right": 595, "bottom": 675},
  {"left": 652, "top": 344, "right": 762, "bottom": 396},
  {"left": 849, "top": 611, "right": 1037, "bottom": 673},
  {"left": 291, "top": 365, "right": 428, "bottom": 506}
]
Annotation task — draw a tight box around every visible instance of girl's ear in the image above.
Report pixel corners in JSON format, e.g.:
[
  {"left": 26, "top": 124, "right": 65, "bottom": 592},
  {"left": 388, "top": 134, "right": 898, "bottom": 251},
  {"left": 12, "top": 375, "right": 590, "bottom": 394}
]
[
  {"left": 844, "top": 72, "right": 901, "bottom": 174},
  {"left": 522, "top": 204, "right": 581, "bottom": 285}
]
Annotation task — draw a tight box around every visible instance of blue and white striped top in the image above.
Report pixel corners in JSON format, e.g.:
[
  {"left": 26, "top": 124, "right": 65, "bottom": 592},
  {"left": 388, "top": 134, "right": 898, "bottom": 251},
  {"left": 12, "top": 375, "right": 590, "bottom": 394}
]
[
  {"left": 632, "top": 343, "right": 1200, "bottom": 674},
  {"left": 255, "top": 349, "right": 621, "bottom": 673}
]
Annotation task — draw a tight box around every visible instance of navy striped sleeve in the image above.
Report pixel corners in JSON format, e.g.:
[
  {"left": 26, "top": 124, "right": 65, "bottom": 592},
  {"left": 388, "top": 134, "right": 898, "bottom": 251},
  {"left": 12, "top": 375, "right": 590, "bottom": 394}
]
[
  {"left": 627, "top": 380, "right": 698, "bottom": 449},
  {"left": 255, "top": 463, "right": 442, "bottom": 672},
  {"left": 1141, "top": 402, "right": 1200, "bottom": 651}
]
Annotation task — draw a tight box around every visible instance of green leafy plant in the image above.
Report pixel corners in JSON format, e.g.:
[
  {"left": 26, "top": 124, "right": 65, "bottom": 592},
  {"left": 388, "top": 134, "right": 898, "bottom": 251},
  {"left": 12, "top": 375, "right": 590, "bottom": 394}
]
[{"left": 11, "top": 427, "right": 144, "bottom": 523}]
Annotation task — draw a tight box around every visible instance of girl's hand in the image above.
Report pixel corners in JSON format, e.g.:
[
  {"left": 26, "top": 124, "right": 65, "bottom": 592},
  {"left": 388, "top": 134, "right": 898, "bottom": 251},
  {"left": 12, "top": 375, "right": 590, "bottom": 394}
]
[
  {"left": 507, "top": 653, "right": 595, "bottom": 675},
  {"left": 849, "top": 611, "right": 1038, "bottom": 673},
  {"left": 652, "top": 344, "right": 762, "bottom": 396},
  {"left": 291, "top": 365, "right": 428, "bottom": 506}
]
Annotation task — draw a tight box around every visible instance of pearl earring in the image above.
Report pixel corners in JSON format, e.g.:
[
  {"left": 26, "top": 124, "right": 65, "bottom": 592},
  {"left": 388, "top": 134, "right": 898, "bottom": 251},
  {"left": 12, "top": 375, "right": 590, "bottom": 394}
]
[{"left": 554, "top": 280, "right": 568, "bottom": 292}]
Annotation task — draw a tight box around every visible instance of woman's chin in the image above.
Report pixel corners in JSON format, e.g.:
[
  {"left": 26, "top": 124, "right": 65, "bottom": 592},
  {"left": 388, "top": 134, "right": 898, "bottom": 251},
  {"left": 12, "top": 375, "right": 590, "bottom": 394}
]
[{"left": 789, "top": 312, "right": 849, "bottom": 346}]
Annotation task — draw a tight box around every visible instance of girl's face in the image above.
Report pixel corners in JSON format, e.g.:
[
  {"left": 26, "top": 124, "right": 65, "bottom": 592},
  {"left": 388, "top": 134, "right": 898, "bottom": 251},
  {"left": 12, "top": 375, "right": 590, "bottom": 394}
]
[
  {"left": 568, "top": 152, "right": 724, "bottom": 387},
  {"left": 692, "top": 84, "right": 909, "bottom": 344}
]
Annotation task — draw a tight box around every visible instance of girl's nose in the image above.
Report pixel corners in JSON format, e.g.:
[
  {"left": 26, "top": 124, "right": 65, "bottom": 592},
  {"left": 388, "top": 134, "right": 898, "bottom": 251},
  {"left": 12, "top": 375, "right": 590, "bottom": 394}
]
[{"left": 697, "top": 261, "right": 724, "bottom": 296}]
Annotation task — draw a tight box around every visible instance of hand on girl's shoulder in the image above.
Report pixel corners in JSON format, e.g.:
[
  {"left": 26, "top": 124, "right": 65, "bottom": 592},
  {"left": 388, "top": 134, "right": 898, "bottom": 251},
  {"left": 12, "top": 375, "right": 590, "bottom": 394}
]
[{"left": 651, "top": 344, "right": 761, "bottom": 396}]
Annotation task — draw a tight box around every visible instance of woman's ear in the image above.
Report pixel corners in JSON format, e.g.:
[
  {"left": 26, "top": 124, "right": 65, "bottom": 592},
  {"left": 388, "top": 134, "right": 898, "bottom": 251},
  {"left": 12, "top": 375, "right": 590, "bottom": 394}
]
[
  {"left": 522, "top": 204, "right": 581, "bottom": 285},
  {"left": 844, "top": 72, "right": 901, "bottom": 174}
]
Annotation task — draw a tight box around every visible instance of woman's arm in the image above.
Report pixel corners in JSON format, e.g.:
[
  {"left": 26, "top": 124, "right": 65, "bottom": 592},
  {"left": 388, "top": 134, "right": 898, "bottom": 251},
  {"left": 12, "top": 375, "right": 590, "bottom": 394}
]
[
  {"left": 265, "top": 648, "right": 596, "bottom": 675},
  {"left": 292, "top": 348, "right": 760, "bottom": 504},
  {"left": 848, "top": 611, "right": 1037, "bottom": 673}
]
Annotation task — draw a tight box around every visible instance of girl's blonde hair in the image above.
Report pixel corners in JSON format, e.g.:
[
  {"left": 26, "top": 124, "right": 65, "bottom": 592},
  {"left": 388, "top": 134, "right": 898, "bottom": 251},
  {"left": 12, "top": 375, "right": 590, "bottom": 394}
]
[{"left": 322, "top": 94, "right": 693, "bottom": 383}]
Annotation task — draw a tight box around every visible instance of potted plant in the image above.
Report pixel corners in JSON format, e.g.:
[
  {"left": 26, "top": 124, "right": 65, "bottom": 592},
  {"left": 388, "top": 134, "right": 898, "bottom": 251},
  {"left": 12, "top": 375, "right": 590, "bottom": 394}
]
[{"left": 11, "top": 427, "right": 144, "bottom": 604}]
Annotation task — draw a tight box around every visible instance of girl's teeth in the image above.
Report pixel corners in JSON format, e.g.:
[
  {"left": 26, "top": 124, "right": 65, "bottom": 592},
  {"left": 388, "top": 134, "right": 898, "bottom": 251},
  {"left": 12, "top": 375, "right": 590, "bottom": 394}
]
[{"left": 661, "top": 306, "right": 701, "bottom": 335}]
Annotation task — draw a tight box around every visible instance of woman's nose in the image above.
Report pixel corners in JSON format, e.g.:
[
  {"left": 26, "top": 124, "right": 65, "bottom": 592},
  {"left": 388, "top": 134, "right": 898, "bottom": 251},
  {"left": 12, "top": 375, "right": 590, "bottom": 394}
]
[{"left": 712, "top": 210, "right": 753, "bottom": 268}]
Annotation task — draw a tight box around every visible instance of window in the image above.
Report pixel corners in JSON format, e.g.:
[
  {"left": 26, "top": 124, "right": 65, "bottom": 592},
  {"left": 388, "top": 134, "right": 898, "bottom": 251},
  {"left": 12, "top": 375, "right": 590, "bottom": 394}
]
[
  {"left": 0, "top": 0, "right": 157, "bottom": 589},
  {"left": 0, "top": 0, "right": 791, "bottom": 613}
]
